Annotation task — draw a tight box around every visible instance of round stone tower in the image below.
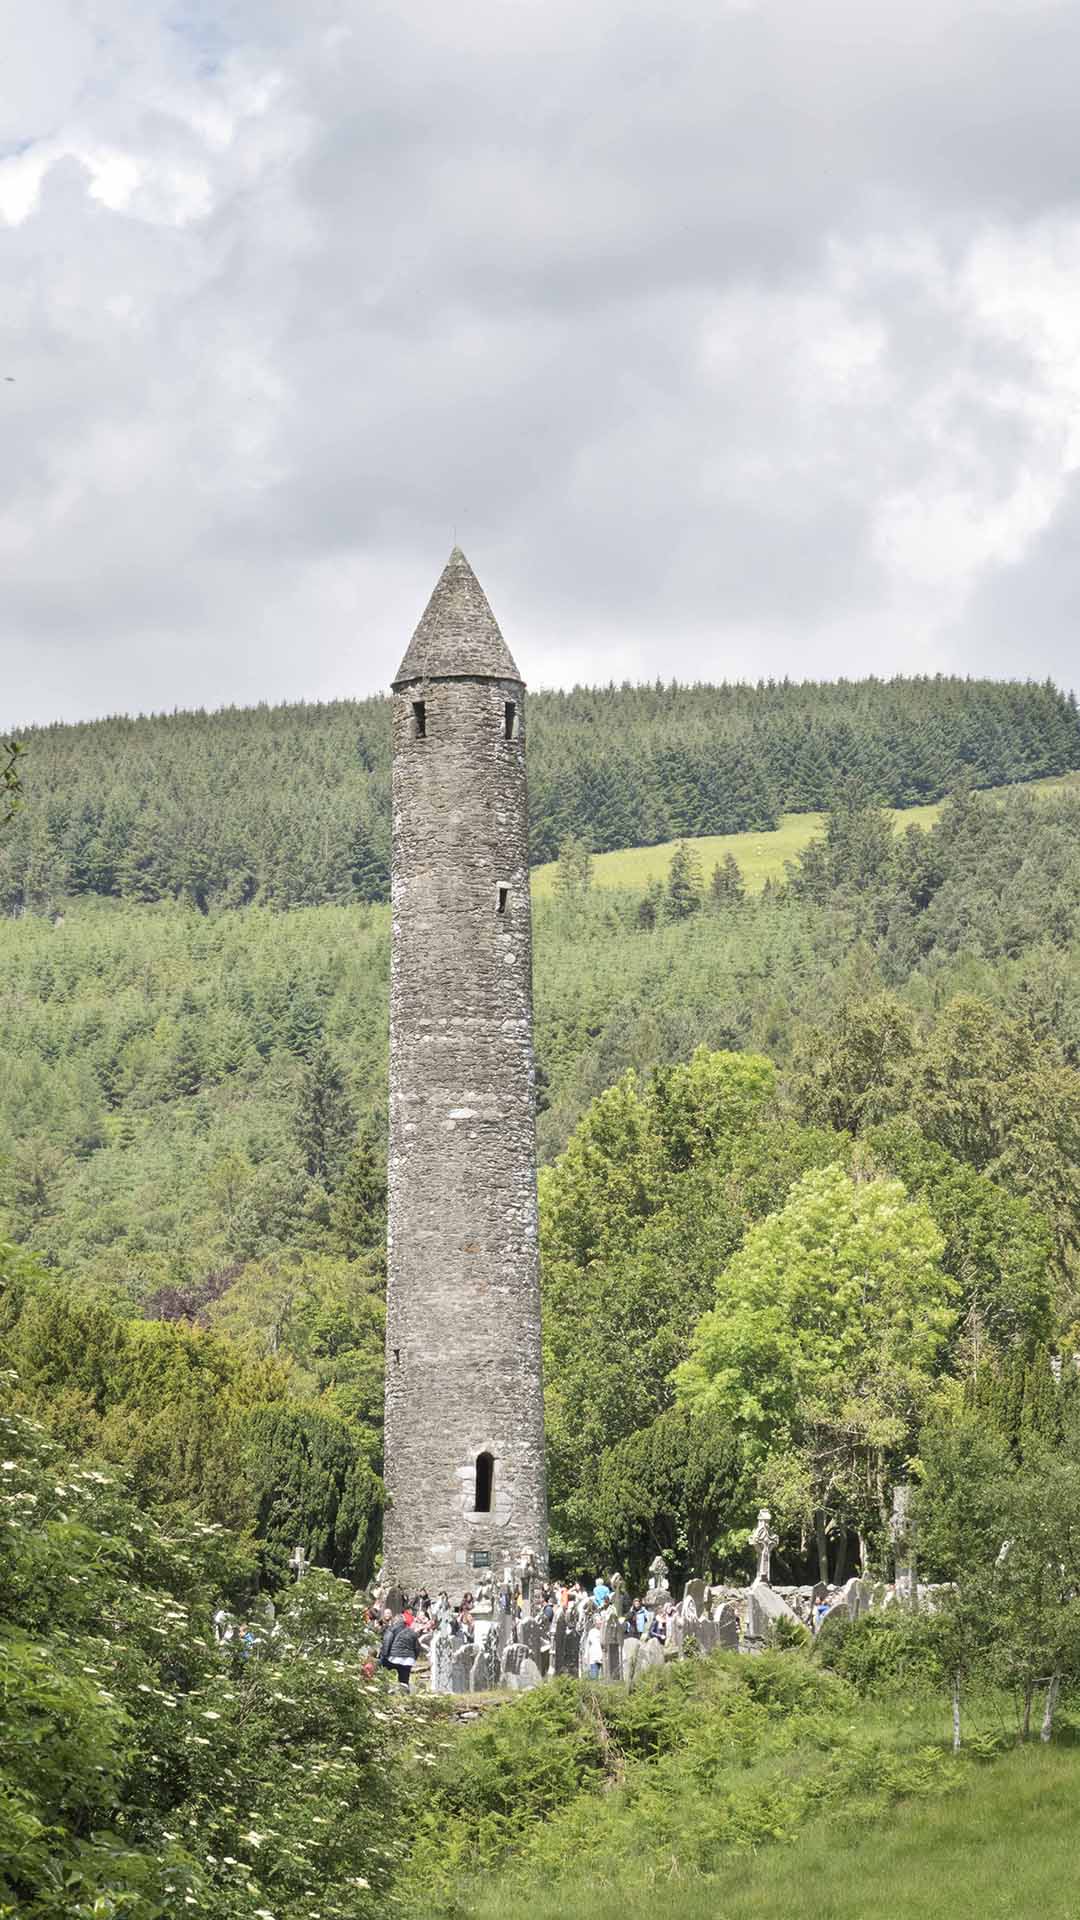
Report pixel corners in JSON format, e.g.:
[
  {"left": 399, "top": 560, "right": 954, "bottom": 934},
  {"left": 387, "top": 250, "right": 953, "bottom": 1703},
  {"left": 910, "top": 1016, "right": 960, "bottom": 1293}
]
[{"left": 383, "top": 546, "right": 548, "bottom": 1597}]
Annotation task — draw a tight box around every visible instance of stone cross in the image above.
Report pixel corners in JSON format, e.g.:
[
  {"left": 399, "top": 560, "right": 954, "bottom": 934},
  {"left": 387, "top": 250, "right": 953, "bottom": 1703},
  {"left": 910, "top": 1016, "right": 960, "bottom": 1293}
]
[
  {"left": 646, "top": 1554, "right": 671, "bottom": 1600},
  {"left": 749, "top": 1508, "right": 779, "bottom": 1585},
  {"left": 289, "top": 1544, "right": 309, "bottom": 1581}
]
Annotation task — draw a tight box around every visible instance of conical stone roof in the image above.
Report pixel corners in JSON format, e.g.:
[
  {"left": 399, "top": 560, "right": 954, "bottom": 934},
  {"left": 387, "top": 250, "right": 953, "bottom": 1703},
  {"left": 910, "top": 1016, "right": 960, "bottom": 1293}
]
[{"left": 393, "top": 547, "right": 521, "bottom": 686}]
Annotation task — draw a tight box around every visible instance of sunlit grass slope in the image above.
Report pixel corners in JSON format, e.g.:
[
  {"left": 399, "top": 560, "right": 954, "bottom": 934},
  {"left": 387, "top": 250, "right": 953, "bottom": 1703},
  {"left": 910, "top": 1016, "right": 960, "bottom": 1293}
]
[
  {"left": 471, "top": 1741, "right": 1080, "bottom": 1920},
  {"left": 530, "top": 771, "right": 1080, "bottom": 898}
]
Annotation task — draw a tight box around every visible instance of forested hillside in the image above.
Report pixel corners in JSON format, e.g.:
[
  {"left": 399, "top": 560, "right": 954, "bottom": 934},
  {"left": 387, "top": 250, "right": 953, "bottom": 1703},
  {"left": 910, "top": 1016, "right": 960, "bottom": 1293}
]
[
  {"left": 3, "top": 675, "right": 1077, "bottom": 911},
  {"left": 2, "top": 775, "right": 1080, "bottom": 1579}
]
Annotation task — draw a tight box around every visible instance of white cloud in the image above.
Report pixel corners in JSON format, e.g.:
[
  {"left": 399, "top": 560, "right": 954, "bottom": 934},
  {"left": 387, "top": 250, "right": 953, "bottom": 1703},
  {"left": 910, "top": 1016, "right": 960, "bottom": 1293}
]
[{"left": 4, "top": 0, "right": 1080, "bottom": 725}]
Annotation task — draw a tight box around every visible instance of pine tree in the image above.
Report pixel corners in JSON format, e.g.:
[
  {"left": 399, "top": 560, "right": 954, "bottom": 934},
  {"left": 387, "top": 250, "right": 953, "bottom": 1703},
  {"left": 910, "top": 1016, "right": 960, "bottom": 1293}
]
[
  {"left": 666, "top": 841, "right": 703, "bottom": 921},
  {"left": 296, "top": 1043, "right": 355, "bottom": 1186},
  {"left": 709, "top": 853, "right": 745, "bottom": 908},
  {"left": 331, "top": 1128, "right": 387, "bottom": 1263}
]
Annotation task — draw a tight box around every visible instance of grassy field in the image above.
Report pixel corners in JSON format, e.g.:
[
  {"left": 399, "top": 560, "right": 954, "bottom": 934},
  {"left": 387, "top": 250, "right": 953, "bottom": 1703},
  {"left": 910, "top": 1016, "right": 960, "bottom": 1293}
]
[
  {"left": 530, "top": 771, "right": 1080, "bottom": 898},
  {"left": 469, "top": 1741, "right": 1080, "bottom": 1920}
]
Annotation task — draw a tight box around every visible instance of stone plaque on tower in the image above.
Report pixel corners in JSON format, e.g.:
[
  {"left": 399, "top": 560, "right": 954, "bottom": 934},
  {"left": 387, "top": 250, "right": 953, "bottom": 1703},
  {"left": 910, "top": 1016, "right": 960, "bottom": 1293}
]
[{"left": 382, "top": 547, "right": 549, "bottom": 1595}]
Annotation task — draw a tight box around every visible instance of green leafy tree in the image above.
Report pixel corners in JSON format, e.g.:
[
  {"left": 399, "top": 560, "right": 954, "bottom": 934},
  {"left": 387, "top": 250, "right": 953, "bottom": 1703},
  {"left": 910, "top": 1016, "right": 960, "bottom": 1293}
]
[{"left": 676, "top": 1164, "right": 956, "bottom": 1579}]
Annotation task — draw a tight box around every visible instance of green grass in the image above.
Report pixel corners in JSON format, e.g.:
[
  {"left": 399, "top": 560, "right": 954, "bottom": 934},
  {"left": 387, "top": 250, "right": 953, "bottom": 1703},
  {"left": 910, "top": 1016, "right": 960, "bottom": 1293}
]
[
  {"left": 530, "top": 771, "right": 1080, "bottom": 898},
  {"left": 468, "top": 1741, "right": 1080, "bottom": 1920}
]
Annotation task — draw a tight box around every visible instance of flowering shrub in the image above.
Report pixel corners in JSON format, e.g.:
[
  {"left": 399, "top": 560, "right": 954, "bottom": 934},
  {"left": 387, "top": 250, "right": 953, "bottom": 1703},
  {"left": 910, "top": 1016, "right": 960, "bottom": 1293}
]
[{"left": 0, "top": 1391, "right": 412, "bottom": 1920}]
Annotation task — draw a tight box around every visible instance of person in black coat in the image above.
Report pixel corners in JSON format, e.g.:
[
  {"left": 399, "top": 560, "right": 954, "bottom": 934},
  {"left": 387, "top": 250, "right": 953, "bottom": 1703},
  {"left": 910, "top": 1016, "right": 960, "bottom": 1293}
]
[{"left": 380, "top": 1613, "right": 420, "bottom": 1688}]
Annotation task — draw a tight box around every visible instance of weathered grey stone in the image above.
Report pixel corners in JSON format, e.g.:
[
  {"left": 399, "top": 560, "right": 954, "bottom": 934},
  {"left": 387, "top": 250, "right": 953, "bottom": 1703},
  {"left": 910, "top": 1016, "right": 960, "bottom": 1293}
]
[
  {"left": 476, "top": 1621, "right": 503, "bottom": 1691},
  {"left": 429, "top": 1630, "right": 454, "bottom": 1695},
  {"left": 383, "top": 549, "right": 548, "bottom": 1597},
  {"left": 837, "top": 1577, "right": 871, "bottom": 1621},
  {"left": 746, "top": 1578, "right": 799, "bottom": 1643},
  {"left": 622, "top": 1637, "right": 644, "bottom": 1689},
  {"left": 637, "top": 1637, "right": 665, "bottom": 1673},
  {"left": 714, "top": 1604, "right": 739, "bottom": 1651},
  {"left": 749, "top": 1508, "right": 779, "bottom": 1584},
  {"left": 552, "top": 1612, "right": 580, "bottom": 1678},
  {"left": 501, "top": 1644, "right": 542, "bottom": 1690},
  {"left": 891, "top": 1485, "right": 917, "bottom": 1608},
  {"left": 517, "top": 1618, "right": 543, "bottom": 1667},
  {"left": 693, "top": 1618, "right": 717, "bottom": 1654},
  {"left": 602, "top": 1611, "right": 623, "bottom": 1682},
  {"left": 683, "top": 1578, "right": 707, "bottom": 1614},
  {"left": 665, "top": 1611, "right": 685, "bottom": 1655},
  {"left": 449, "top": 1642, "right": 476, "bottom": 1693}
]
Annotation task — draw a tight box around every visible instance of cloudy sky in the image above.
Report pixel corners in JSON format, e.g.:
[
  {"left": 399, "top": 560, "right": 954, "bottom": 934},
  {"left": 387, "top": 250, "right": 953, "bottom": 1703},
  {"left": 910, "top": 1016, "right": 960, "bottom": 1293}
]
[{"left": 4, "top": 0, "right": 1080, "bottom": 726}]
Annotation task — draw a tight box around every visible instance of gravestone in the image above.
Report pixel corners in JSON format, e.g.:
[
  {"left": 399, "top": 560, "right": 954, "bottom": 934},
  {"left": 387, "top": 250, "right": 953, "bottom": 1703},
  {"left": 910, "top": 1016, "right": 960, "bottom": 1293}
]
[
  {"left": 665, "top": 1611, "right": 685, "bottom": 1655},
  {"left": 746, "top": 1578, "right": 799, "bottom": 1643},
  {"left": 891, "top": 1485, "right": 917, "bottom": 1609},
  {"left": 429, "top": 1630, "right": 454, "bottom": 1695},
  {"left": 683, "top": 1577, "right": 707, "bottom": 1614},
  {"left": 552, "top": 1612, "right": 580, "bottom": 1678},
  {"left": 517, "top": 1617, "right": 543, "bottom": 1667},
  {"left": 602, "top": 1611, "right": 623, "bottom": 1682},
  {"left": 637, "top": 1637, "right": 664, "bottom": 1674},
  {"left": 502, "top": 1643, "right": 542, "bottom": 1690},
  {"left": 476, "top": 1622, "right": 502, "bottom": 1691},
  {"left": 835, "top": 1577, "right": 870, "bottom": 1622},
  {"left": 450, "top": 1642, "right": 476, "bottom": 1694},
  {"left": 714, "top": 1603, "right": 739, "bottom": 1651},
  {"left": 646, "top": 1554, "right": 671, "bottom": 1604},
  {"left": 694, "top": 1617, "right": 717, "bottom": 1654}
]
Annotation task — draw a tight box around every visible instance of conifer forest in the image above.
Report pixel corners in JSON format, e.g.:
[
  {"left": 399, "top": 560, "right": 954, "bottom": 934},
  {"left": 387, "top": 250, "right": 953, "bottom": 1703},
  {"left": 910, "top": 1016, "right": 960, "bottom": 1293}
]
[{"left": 4, "top": 679, "right": 1080, "bottom": 1919}]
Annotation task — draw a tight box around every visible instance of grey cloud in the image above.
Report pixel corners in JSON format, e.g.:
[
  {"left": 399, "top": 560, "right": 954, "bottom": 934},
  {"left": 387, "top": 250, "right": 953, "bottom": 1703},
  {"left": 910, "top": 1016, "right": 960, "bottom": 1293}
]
[{"left": 4, "top": 0, "right": 1080, "bottom": 726}]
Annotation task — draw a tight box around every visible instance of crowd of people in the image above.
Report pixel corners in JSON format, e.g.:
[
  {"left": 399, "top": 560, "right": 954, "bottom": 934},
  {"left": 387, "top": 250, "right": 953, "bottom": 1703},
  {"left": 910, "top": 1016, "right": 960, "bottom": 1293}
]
[{"left": 374, "top": 1576, "right": 680, "bottom": 1688}]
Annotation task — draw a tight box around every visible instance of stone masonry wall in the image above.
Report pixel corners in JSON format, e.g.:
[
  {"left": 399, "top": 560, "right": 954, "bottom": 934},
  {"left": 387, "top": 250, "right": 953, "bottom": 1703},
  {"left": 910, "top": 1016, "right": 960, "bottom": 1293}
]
[{"left": 384, "top": 670, "right": 548, "bottom": 1594}]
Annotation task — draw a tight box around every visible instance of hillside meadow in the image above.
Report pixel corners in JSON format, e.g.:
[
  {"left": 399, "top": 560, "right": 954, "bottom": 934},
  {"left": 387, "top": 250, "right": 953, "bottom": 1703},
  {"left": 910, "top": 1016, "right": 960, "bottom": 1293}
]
[{"left": 530, "top": 770, "right": 1080, "bottom": 896}]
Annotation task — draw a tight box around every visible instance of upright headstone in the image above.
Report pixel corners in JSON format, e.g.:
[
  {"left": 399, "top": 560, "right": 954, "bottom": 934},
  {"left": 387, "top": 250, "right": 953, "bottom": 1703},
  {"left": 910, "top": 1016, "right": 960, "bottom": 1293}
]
[
  {"left": 714, "top": 1603, "right": 739, "bottom": 1651},
  {"left": 637, "top": 1637, "right": 664, "bottom": 1674},
  {"left": 746, "top": 1578, "right": 799, "bottom": 1643},
  {"left": 602, "top": 1611, "right": 623, "bottom": 1682},
  {"left": 429, "top": 1628, "right": 454, "bottom": 1695},
  {"left": 890, "top": 1484, "right": 917, "bottom": 1609},
  {"left": 502, "top": 1643, "right": 542, "bottom": 1691},
  {"left": 623, "top": 1637, "right": 644, "bottom": 1689},
  {"left": 450, "top": 1641, "right": 476, "bottom": 1694},
  {"left": 552, "top": 1610, "right": 580, "bottom": 1678},
  {"left": 517, "top": 1617, "right": 543, "bottom": 1667},
  {"left": 683, "top": 1577, "right": 707, "bottom": 1614},
  {"left": 477, "top": 1621, "right": 502, "bottom": 1691},
  {"left": 694, "top": 1617, "right": 717, "bottom": 1654}
]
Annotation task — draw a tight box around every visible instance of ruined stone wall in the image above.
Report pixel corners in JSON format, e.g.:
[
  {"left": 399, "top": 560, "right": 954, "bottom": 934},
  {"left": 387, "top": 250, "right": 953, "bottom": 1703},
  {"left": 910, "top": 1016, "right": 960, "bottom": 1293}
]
[{"left": 384, "top": 671, "right": 548, "bottom": 1594}]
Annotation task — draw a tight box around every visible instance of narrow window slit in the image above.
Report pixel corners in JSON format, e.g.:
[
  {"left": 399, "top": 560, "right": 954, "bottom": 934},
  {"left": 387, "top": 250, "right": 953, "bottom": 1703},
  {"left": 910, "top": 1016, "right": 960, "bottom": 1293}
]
[
  {"left": 474, "top": 1451, "right": 494, "bottom": 1513},
  {"left": 497, "top": 885, "right": 509, "bottom": 915},
  {"left": 412, "top": 700, "right": 426, "bottom": 738},
  {"left": 504, "top": 701, "right": 518, "bottom": 740}
]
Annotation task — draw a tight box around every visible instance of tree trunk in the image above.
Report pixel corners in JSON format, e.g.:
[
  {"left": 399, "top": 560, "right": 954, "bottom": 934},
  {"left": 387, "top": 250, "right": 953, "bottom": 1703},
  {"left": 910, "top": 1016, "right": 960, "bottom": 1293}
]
[
  {"left": 1021, "top": 1681, "right": 1033, "bottom": 1741},
  {"left": 1040, "top": 1673, "right": 1061, "bottom": 1743},
  {"left": 814, "top": 1511, "right": 830, "bottom": 1586},
  {"left": 952, "top": 1675, "right": 962, "bottom": 1753},
  {"left": 857, "top": 1529, "right": 870, "bottom": 1576}
]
